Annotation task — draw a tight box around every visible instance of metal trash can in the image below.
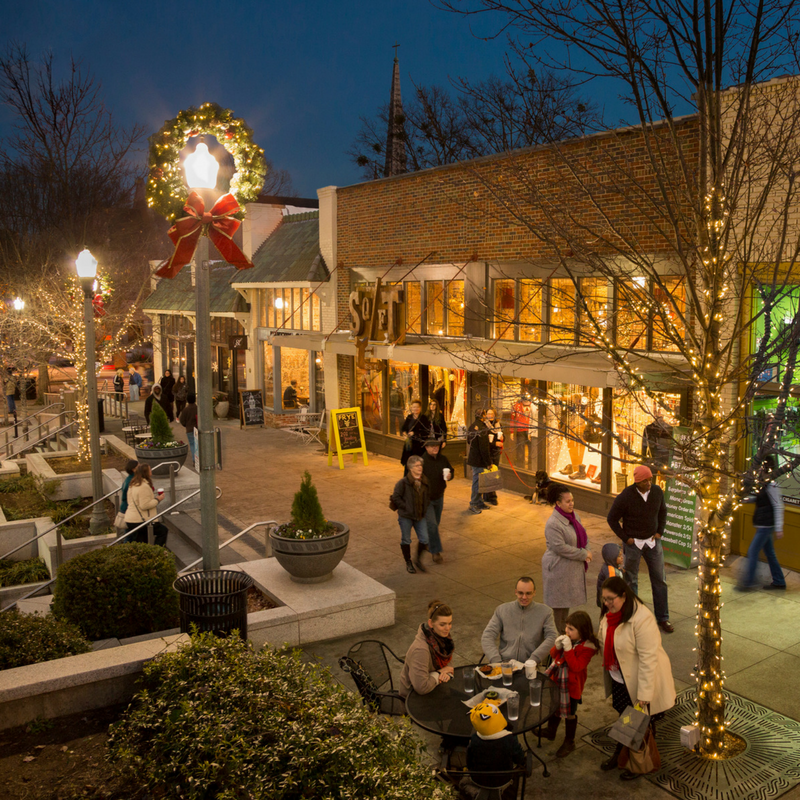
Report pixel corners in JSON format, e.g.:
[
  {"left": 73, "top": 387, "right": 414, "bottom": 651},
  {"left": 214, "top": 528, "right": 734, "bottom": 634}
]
[{"left": 173, "top": 570, "right": 254, "bottom": 639}]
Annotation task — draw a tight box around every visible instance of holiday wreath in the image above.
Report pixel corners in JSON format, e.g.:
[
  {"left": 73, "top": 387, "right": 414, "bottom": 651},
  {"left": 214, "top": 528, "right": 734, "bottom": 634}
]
[{"left": 147, "top": 103, "right": 267, "bottom": 221}]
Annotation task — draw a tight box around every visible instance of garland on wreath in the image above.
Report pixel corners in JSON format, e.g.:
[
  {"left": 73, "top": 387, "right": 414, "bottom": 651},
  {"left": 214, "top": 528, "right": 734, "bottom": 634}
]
[{"left": 147, "top": 103, "right": 267, "bottom": 221}]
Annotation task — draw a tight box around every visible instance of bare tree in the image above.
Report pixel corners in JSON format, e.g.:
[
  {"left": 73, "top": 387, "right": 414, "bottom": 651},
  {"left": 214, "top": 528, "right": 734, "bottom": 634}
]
[
  {"left": 431, "top": 0, "right": 800, "bottom": 756},
  {"left": 349, "top": 64, "right": 600, "bottom": 179}
]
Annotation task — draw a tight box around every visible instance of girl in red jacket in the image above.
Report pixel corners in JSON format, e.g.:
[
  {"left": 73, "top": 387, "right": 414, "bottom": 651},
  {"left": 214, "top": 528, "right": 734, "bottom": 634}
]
[{"left": 543, "top": 610, "right": 599, "bottom": 757}]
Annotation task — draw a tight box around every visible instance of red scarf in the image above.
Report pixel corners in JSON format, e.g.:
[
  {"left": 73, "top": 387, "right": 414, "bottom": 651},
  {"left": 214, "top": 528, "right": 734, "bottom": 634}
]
[
  {"left": 603, "top": 610, "right": 623, "bottom": 671},
  {"left": 422, "top": 623, "right": 454, "bottom": 670}
]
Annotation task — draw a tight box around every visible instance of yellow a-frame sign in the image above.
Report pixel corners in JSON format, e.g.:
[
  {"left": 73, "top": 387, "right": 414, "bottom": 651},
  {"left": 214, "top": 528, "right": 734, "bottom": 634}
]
[{"left": 328, "top": 407, "right": 369, "bottom": 470}]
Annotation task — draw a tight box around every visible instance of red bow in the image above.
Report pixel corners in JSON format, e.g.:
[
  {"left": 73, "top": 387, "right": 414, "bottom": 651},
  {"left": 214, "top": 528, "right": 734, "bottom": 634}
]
[{"left": 156, "top": 192, "right": 253, "bottom": 279}]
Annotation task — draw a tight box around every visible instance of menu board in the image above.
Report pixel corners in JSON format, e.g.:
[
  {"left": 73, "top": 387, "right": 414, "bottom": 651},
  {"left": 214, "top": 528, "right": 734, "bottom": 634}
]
[
  {"left": 239, "top": 390, "right": 265, "bottom": 428},
  {"left": 328, "top": 407, "right": 369, "bottom": 470},
  {"left": 661, "top": 426, "right": 699, "bottom": 568}
]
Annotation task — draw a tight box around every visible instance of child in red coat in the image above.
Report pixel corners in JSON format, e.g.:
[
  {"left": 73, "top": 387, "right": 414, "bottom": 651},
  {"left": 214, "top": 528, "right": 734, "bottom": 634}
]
[{"left": 543, "top": 610, "right": 599, "bottom": 757}]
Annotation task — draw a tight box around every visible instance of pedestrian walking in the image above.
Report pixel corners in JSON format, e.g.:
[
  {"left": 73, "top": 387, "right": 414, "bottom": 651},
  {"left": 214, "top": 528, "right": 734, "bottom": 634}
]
[
  {"left": 421, "top": 438, "right": 452, "bottom": 563},
  {"left": 400, "top": 399, "right": 430, "bottom": 472},
  {"left": 606, "top": 464, "right": 673, "bottom": 633},
  {"left": 128, "top": 366, "right": 142, "bottom": 401},
  {"left": 113, "top": 369, "right": 125, "bottom": 402},
  {"left": 179, "top": 392, "right": 199, "bottom": 470},
  {"left": 159, "top": 369, "right": 176, "bottom": 421},
  {"left": 737, "top": 455, "right": 786, "bottom": 591},
  {"left": 391, "top": 454, "right": 430, "bottom": 573},
  {"left": 174, "top": 375, "right": 188, "bottom": 417}
]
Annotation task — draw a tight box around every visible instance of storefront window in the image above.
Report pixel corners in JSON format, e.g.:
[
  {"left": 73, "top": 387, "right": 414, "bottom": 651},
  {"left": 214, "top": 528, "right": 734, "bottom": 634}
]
[
  {"left": 406, "top": 282, "right": 421, "bottom": 334},
  {"left": 311, "top": 293, "right": 321, "bottom": 331},
  {"left": 389, "top": 360, "right": 420, "bottom": 422},
  {"left": 357, "top": 362, "right": 384, "bottom": 431},
  {"left": 262, "top": 287, "right": 322, "bottom": 331},
  {"left": 429, "top": 366, "right": 467, "bottom": 436},
  {"left": 281, "top": 347, "right": 310, "bottom": 408},
  {"left": 579, "top": 278, "right": 610, "bottom": 346},
  {"left": 652, "top": 277, "right": 686, "bottom": 351},
  {"left": 313, "top": 352, "right": 325, "bottom": 411},
  {"left": 616, "top": 278, "right": 649, "bottom": 349},
  {"left": 427, "top": 282, "right": 445, "bottom": 335},
  {"left": 447, "top": 281, "right": 465, "bottom": 336},
  {"left": 489, "top": 376, "right": 540, "bottom": 471},
  {"left": 550, "top": 279, "right": 576, "bottom": 343},
  {"left": 750, "top": 395, "right": 800, "bottom": 503},
  {"left": 519, "top": 280, "right": 544, "bottom": 342},
  {"left": 494, "top": 279, "right": 516, "bottom": 340},
  {"left": 263, "top": 343, "right": 274, "bottom": 404}
]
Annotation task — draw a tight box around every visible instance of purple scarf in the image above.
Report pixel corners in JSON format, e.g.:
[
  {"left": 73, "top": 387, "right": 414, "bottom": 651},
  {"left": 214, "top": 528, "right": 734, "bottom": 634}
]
[{"left": 555, "top": 505, "right": 589, "bottom": 572}]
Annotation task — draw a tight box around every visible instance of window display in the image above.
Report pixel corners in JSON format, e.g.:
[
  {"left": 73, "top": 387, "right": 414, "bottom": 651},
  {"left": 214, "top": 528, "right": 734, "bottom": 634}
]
[
  {"left": 751, "top": 394, "right": 800, "bottom": 505},
  {"left": 429, "top": 366, "right": 467, "bottom": 437},
  {"left": 490, "top": 376, "right": 540, "bottom": 470},
  {"left": 357, "top": 362, "right": 384, "bottom": 431},
  {"left": 281, "top": 348, "right": 310, "bottom": 408}
]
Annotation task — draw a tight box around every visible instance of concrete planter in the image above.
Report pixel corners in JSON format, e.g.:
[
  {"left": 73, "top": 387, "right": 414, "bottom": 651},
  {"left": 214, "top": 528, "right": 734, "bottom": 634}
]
[
  {"left": 269, "top": 522, "right": 349, "bottom": 583},
  {"left": 134, "top": 443, "right": 188, "bottom": 473},
  {"left": 215, "top": 400, "right": 230, "bottom": 419}
]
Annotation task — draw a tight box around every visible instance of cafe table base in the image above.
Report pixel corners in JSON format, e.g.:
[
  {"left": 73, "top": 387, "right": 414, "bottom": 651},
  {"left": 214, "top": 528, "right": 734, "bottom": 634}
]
[{"left": 404, "top": 665, "right": 558, "bottom": 777}]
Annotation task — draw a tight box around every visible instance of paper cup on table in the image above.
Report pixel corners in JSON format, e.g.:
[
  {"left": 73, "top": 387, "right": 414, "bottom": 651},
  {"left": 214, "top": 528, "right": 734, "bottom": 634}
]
[{"left": 524, "top": 659, "right": 538, "bottom": 680}]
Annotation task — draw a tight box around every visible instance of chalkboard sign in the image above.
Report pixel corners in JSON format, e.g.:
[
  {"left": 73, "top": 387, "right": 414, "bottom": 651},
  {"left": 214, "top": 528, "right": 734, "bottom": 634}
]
[
  {"left": 328, "top": 407, "right": 369, "bottom": 470},
  {"left": 661, "top": 427, "right": 699, "bottom": 568},
  {"left": 239, "top": 389, "right": 265, "bottom": 429}
]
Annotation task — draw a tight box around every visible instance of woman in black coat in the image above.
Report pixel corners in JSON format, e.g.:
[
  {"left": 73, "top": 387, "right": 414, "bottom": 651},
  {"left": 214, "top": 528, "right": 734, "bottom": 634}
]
[
  {"left": 400, "top": 399, "right": 430, "bottom": 469},
  {"left": 427, "top": 399, "right": 447, "bottom": 443},
  {"left": 159, "top": 369, "right": 176, "bottom": 422}
]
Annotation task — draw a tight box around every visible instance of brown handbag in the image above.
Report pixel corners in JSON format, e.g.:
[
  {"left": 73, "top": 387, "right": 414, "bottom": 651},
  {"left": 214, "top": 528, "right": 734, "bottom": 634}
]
[{"left": 618, "top": 728, "right": 661, "bottom": 774}]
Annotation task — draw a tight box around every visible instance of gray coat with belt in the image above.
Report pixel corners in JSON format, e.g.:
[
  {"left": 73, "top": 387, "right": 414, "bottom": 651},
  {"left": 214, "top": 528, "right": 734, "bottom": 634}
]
[{"left": 542, "top": 509, "right": 590, "bottom": 609}]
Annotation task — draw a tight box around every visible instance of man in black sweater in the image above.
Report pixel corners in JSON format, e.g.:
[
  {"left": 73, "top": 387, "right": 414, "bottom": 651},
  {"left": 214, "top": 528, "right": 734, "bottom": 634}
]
[
  {"left": 467, "top": 411, "right": 493, "bottom": 514},
  {"left": 422, "top": 439, "right": 453, "bottom": 564},
  {"left": 607, "top": 464, "right": 673, "bottom": 633}
]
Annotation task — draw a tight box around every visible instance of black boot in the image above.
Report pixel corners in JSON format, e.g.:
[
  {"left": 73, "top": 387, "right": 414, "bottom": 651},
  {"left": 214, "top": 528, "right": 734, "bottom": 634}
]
[
  {"left": 415, "top": 543, "right": 428, "bottom": 573},
  {"left": 601, "top": 741, "right": 624, "bottom": 771},
  {"left": 401, "top": 544, "right": 416, "bottom": 574},
  {"left": 541, "top": 715, "right": 561, "bottom": 741},
  {"left": 556, "top": 716, "right": 578, "bottom": 758}
]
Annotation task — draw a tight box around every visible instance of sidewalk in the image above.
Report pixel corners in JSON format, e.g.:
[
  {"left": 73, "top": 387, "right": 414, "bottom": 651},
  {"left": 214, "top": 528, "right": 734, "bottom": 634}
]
[{"left": 120, "top": 416, "right": 800, "bottom": 797}]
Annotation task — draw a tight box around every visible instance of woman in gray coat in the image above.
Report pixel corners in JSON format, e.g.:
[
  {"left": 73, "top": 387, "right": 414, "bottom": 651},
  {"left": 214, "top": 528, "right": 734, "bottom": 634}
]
[{"left": 542, "top": 482, "right": 593, "bottom": 633}]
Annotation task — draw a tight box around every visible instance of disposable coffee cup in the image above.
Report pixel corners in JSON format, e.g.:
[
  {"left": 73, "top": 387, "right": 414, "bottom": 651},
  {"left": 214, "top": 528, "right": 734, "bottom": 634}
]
[
  {"left": 443, "top": 468, "right": 451, "bottom": 479},
  {"left": 157, "top": 488, "right": 164, "bottom": 499},
  {"left": 524, "top": 659, "right": 538, "bottom": 680}
]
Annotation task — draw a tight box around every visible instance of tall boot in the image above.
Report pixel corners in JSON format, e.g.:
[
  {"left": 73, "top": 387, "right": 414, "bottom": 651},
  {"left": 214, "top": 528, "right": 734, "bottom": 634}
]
[
  {"left": 401, "top": 544, "right": 416, "bottom": 574},
  {"left": 541, "top": 715, "right": 561, "bottom": 741},
  {"left": 601, "top": 741, "right": 624, "bottom": 771},
  {"left": 415, "top": 542, "right": 428, "bottom": 573},
  {"left": 556, "top": 716, "right": 578, "bottom": 758}
]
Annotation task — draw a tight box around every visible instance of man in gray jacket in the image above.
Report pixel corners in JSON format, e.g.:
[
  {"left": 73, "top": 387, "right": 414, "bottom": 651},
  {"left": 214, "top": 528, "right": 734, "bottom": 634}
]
[{"left": 481, "top": 577, "right": 558, "bottom": 666}]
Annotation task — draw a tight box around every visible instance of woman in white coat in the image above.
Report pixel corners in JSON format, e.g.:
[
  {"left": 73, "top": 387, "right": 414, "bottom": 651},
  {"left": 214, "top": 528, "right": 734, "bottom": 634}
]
[
  {"left": 542, "top": 483, "right": 592, "bottom": 634},
  {"left": 598, "top": 575, "right": 676, "bottom": 779},
  {"left": 123, "top": 464, "right": 166, "bottom": 546}
]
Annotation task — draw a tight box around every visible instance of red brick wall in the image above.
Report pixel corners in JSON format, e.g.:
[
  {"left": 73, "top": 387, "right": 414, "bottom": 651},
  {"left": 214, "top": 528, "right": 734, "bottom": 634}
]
[{"left": 337, "top": 120, "right": 699, "bottom": 269}]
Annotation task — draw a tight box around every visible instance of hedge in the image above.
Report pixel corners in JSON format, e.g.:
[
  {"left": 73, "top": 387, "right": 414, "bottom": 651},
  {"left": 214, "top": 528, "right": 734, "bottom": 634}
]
[{"left": 0, "top": 610, "right": 91, "bottom": 670}]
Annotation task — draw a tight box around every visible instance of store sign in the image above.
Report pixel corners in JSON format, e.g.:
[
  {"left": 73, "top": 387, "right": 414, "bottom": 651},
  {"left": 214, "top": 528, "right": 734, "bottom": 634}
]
[
  {"left": 661, "top": 426, "right": 700, "bottom": 568},
  {"left": 229, "top": 334, "right": 248, "bottom": 350},
  {"left": 349, "top": 281, "right": 405, "bottom": 341}
]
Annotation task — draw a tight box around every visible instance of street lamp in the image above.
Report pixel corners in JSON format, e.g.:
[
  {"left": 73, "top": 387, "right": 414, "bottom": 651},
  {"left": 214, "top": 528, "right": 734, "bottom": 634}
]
[
  {"left": 75, "top": 248, "right": 108, "bottom": 534},
  {"left": 184, "top": 143, "right": 221, "bottom": 570}
]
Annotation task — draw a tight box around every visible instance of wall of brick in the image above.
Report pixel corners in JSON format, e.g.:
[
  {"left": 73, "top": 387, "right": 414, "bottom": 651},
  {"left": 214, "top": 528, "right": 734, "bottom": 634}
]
[
  {"left": 337, "top": 120, "right": 700, "bottom": 270},
  {"left": 337, "top": 353, "right": 352, "bottom": 407}
]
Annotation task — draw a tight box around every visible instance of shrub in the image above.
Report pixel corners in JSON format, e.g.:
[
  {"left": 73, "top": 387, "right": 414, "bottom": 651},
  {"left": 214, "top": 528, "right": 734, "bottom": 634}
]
[
  {"left": 274, "top": 471, "right": 336, "bottom": 539},
  {"left": 0, "top": 557, "right": 50, "bottom": 587},
  {"left": 52, "top": 543, "right": 179, "bottom": 640},
  {"left": 0, "top": 610, "right": 91, "bottom": 670},
  {"left": 107, "top": 633, "right": 449, "bottom": 800},
  {"left": 149, "top": 399, "right": 174, "bottom": 446}
]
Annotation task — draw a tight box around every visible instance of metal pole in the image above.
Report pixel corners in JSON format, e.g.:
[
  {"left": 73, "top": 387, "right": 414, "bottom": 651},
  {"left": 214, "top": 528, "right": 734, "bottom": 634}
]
[
  {"left": 194, "top": 237, "right": 220, "bottom": 569},
  {"left": 83, "top": 284, "right": 108, "bottom": 534}
]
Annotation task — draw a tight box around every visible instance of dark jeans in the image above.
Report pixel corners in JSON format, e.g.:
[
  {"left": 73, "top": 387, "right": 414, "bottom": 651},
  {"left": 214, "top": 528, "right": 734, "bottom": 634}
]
[
  {"left": 398, "top": 516, "right": 429, "bottom": 545},
  {"left": 742, "top": 526, "right": 785, "bottom": 587},
  {"left": 623, "top": 539, "right": 669, "bottom": 621},
  {"left": 425, "top": 496, "right": 444, "bottom": 554},
  {"left": 470, "top": 466, "right": 485, "bottom": 508}
]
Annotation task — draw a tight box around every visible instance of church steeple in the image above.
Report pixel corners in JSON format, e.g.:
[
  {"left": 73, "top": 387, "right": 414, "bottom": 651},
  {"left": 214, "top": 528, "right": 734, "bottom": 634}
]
[{"left": 384, "top": 45, "right": 407, "bottom": 178}]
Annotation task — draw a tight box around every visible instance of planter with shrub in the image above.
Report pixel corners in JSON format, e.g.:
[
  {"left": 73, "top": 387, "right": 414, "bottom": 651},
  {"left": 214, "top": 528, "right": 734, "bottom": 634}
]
[
  {"left": 52, "top": 543, "right": 180, "bottom": 640},
  {"left": 134, "top": 401, "right": 188, "bottom": 472},
  {"left": 0, "top": 609, "right": 91, "bottom": 671},
  {"left": 107, "top": 632, "right": 449, "bottom": 799},
  {"left": 269, "top": 471, "right": 349, "bottom": 583}
]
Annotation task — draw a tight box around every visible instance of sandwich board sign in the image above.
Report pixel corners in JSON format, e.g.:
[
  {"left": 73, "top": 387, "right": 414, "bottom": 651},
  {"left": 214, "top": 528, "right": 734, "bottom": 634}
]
[{"left": 328, "top": 407, "right": 368, "bottom": 470}]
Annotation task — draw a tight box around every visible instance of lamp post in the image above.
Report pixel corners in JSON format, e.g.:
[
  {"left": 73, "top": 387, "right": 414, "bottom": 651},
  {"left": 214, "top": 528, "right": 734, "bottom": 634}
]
[
  {"left": 75, "top": 249, "right": 109, "bottom": 534},
  {"left": 184, "top": 143, "right": 221, "bottom": 570}
]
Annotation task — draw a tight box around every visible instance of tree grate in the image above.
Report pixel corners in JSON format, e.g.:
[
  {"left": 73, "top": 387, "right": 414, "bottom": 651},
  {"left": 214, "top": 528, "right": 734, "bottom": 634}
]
[{"left": 584, "top": 688, "right": 800, "bottom": 800}]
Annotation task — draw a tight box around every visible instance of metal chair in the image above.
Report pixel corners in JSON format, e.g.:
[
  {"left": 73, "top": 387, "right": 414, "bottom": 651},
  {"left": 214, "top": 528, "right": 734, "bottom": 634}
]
[
  {"left": 436, "top": 751, "right": 533, "bottom": 800},
  {"left": 338, "top": 639, "right": 406, "bottom": 716}
]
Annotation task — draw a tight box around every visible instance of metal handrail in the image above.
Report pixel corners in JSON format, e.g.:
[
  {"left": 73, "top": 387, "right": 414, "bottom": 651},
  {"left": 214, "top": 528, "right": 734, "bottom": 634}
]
[
  {"left": 178, "top": 520, "right": 276, "bottom": 574},
  {"left": 1, "top": 402, "right": 66, "bottom": 433},
  {"left": 1, "top": 484, "right": 224, "bottom": 612},
  {"left": 2, "top": 413, "right": 77, "bottom": 457},
  {"left": 0, "top": 486, "right": 120, "bottom": 562}
]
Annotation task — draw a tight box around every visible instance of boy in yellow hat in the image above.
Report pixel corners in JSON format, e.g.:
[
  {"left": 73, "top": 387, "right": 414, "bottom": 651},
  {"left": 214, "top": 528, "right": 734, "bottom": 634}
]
[{"left": 462, "top": 702, "right": 524, "bottom": 796}]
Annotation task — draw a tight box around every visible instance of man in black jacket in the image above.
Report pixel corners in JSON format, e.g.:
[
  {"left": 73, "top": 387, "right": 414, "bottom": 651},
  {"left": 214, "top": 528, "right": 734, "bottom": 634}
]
[
  {"left": 467, "top": 411, "right": 493, "bottom": 514},
  {"left": 422, "top": 438, "right": 453, "bottom": 563},
  {"left": 606, "top": 464, "right": 673, "bottom": 633}
]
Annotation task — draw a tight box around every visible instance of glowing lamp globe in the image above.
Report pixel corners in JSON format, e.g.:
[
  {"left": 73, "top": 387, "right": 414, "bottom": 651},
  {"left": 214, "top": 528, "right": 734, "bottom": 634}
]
[
  {"left": 13, "top": 297, "right": 24, "bottom": 311},
  {"left": 184, "top": 143, "right": 219, "bottom": 190},
  {"left": 75, "top": 249, "right": 98, "bottom": 279}
]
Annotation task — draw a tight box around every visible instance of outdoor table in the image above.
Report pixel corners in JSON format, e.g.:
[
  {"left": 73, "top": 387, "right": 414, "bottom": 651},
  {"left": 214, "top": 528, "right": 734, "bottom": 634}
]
[{"left": 405, "top": 666, "right": 558, "bottom": 776}]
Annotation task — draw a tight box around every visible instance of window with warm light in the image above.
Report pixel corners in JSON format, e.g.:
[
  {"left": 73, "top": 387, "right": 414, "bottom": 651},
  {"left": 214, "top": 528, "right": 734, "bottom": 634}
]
[
  {"left": 615, "top": 278, "right": 650, "bottom": 349},
  {"left": 550, "top": 279, "right": 577, "bottom": 344},
  {"left": 493, "top": 279, "right": 544, "bottom": 342},
  {"left": 446, "top": 280, "right": 465, "bottom": 336},
  {"left": 579, "top": 278, "right": 610, "bottom": 346},
  {"left": 652, "top": 277, "right": 686, "bottom": 351},
  {"left": 426, "top": 282, "right": 446, "bottom": 335},
  {"left": 519, "top": 280, "right": 544, "bottom": 342},
  {"left": 261, "top": 288, "right": 321, "bottom": 331}
]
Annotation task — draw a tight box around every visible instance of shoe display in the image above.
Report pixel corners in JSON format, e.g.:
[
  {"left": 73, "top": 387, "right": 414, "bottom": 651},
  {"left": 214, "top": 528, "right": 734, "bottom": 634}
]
[
  {"left": 658, "top": 620, "right": 675, "bottom": 633},
  {"left": 559, "top": 464, "right": 573, "bottom": 475},
  {"left": 591, "top": 472, "right": 602, "bottom": 485},
  {"left": 569, "top": 465, "right": 587, "bottom": 481},
  {"left": 762, "top": 583, "right": 787, "bottom": 590}
]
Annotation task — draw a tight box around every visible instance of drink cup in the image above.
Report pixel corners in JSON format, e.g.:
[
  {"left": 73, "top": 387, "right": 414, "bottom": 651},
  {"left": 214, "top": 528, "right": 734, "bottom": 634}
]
[
  {"left": 501, "top": 661, "right": 513, "bottom": 687},
  {"left": 507, "top": 691, "right": 519, "bottom": 721},
  {"left": 464, "top": 667, "right": 475, "bottom": 695},
  {"left": 157, "top": 488, "right": 164, "bottom": 499},
  {"left": 529, "top": 679, "right": 542, "bottom": 707},
  {"left": 524, "top": 659, "right": 538, "bottom": 680},
  {"left": 443, "top": 468, "right": 451, "bottom": 479}
]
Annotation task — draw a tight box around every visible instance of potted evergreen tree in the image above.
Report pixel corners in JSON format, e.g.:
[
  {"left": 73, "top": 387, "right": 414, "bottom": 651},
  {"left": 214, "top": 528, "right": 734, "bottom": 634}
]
[
  {"left": 268, "top": 471, "right": 349, "bottom": 583},
  {"left": 134, "top": 400, "right": 189, "bottom": 472}
]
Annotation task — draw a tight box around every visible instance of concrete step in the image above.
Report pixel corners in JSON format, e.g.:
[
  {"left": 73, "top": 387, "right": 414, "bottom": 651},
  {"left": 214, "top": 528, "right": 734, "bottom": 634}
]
[{"left": 163, "top": 512, "right": 202, "bottom": 570}]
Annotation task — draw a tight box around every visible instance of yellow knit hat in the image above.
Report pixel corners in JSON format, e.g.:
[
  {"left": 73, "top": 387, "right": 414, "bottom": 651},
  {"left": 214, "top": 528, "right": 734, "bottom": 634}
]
[{"left": 469, "top": 701, "right": 507, "bottom": 737}]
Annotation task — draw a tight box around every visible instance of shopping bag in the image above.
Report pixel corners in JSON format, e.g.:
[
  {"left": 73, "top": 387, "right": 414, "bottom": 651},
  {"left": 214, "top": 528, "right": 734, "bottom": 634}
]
[
  {"left": 618, "top": 728, "right": 661, "bottom": 774},
  {"left": 478, "top": 467, "right": 502, "bottom": 493},
  {"left": 608, "top": 704, "right": 650, "bottom": 750}
]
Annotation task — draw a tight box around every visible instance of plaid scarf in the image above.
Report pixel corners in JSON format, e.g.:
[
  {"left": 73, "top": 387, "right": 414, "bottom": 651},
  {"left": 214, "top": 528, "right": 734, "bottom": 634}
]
[
  {"left": 421, "top": 622, "right": 454, "bottom": 670},
  {"left": 545, "top": 657, "right": 571, "bottom": 718}
]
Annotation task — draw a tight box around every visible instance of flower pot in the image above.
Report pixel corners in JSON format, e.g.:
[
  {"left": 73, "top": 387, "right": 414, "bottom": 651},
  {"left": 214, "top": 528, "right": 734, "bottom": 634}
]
[
  {"left": 135, "top": 443, "right": 189, "bottom": 474},
  {"left": 215, "top": 401, "right": 229, "bottom": 419},
  {"left": 268, "top": 522, "right": 349, "bottom": 583}
]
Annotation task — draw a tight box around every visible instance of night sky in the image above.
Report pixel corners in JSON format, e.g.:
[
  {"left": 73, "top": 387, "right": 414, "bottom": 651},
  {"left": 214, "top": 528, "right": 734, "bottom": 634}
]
[{"left": 1, "top": 0, "right": 515, "bottom": 198}]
